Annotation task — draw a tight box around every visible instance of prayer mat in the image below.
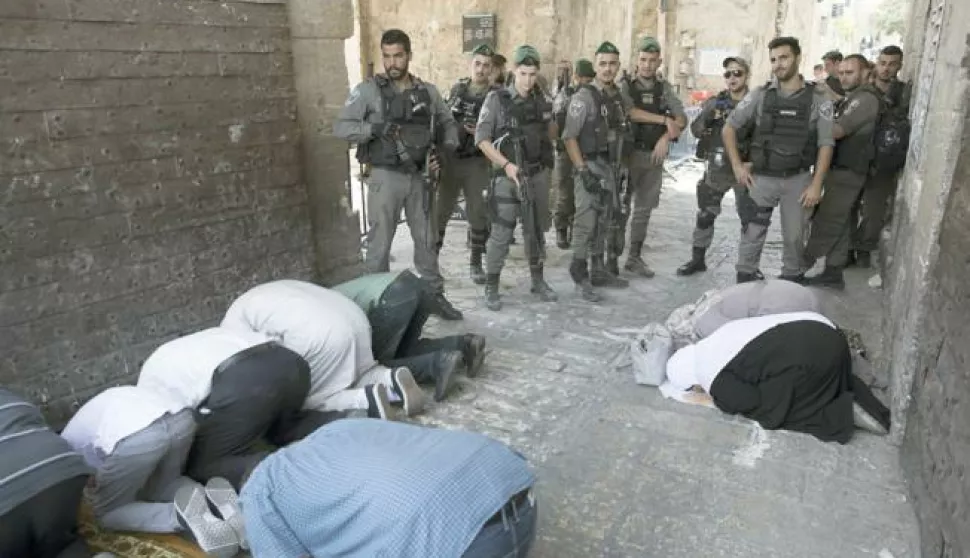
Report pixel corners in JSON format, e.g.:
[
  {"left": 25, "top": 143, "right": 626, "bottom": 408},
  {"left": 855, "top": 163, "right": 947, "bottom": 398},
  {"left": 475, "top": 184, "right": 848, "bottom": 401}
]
[{"left": 78, "top": 504, "right": 207, "bottom": 558}]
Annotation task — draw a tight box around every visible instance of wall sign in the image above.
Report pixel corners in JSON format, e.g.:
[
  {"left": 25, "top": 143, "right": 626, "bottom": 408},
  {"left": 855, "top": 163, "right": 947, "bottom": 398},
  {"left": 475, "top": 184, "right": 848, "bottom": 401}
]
[{"left": 462, "top": 13, "right": 497, "bottom": 53}]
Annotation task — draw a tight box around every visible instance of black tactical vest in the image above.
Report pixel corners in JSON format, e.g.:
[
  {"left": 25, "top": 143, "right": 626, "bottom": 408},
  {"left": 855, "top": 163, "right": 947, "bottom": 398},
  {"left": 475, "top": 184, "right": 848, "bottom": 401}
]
[
  {"left": 695, "top": 91, "right": 731, "bottom": 159},
  {"left": 450, "top": 78, "right": 495, "bottom": 158},
  {"left": 628, "top": 78, "right": 668, "bottom": 150},
  {"left": 577, "top": 84, "right": 626, "bottom": 159},
  {"left": 832, "top": 86, "right": 880, "bottom": 175},
  {"left": 356, "top": 75, "right": 434, "bottom": 169},
  {"left": 494, "top": 89, "right": 551, "bottom": 168},
  {"left": 750, "top": 83, "right": 819, "bottom": 176}
]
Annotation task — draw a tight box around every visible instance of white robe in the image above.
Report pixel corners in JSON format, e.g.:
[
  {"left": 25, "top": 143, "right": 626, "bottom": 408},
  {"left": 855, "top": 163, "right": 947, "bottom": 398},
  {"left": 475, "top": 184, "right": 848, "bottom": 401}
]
[{"left": 221, "top": 280, "right": 380, "bottom": 410}]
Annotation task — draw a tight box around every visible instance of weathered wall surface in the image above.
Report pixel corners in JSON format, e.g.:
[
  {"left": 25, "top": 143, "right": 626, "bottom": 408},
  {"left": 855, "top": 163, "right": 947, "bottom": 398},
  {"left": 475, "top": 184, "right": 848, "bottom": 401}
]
[
  {"left": 0, "top": 0, "right": 357, "bottom": 423},
  {"left": 882, "top": 0, "right": 970, "bottom": 555},
  {"left": 356, "top": 0, "right": 818, "bottom": 100},
  {"left": 356, "top": 0, "right": 655, "bottom": 92}
]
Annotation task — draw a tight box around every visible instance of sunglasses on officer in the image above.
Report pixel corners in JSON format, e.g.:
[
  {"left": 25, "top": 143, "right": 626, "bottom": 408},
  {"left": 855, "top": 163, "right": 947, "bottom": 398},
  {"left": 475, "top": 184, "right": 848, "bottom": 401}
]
[{"left": 723, "top": 69, "right": 745, "bottom": 78}]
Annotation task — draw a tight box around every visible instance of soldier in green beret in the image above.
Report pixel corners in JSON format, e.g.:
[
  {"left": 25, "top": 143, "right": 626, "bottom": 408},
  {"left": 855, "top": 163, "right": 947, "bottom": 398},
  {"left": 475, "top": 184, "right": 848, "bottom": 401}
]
[
  {"left": 333, "top": 29, "right": 463, "bottom": 320},
  {"left": 551, "top": 59, "right": 595, "bottom": 249},
  {"left": 437, "top": 43, "right": 499, "bottom": 284},
  {"left": 560, "top": 41, "right": 661, "bottom": 302},
  {"left": 474, "top": 45, "right": 558, "bottom": 311},
  {"left": 617, "top": 36, "right": 687, "bottom": 278}
]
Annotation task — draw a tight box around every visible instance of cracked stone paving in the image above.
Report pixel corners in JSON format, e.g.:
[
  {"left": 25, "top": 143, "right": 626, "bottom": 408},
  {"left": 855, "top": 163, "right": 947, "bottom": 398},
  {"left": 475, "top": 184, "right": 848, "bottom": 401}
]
[{"left": 379, "top": 160, "right": 921, "bottom": 558}]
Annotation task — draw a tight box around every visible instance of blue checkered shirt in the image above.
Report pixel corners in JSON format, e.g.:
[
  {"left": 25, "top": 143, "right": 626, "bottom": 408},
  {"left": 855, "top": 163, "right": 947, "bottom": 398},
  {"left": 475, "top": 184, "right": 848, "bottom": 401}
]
[{"left": 240, "top": 419, "right": 536, "bottom": 557}]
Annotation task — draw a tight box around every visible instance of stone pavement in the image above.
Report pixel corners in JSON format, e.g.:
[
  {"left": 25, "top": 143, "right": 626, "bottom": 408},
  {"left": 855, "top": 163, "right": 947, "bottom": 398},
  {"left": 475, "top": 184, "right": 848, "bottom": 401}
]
[{"left": 385, "top": 161, "right": 920, "bottom": 558}]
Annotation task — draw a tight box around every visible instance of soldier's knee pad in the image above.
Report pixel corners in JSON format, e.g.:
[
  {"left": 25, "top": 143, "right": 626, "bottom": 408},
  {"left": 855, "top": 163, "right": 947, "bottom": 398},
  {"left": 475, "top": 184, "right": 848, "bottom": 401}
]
[
  {"left": 737, "top": 191, "right": 773, "bottom": 227},
  {"left": 696, "top": 210, "right": 717, "bottom": 230},
  {"left": 696, "top": 180, "right": 719, "bottom": 210}
]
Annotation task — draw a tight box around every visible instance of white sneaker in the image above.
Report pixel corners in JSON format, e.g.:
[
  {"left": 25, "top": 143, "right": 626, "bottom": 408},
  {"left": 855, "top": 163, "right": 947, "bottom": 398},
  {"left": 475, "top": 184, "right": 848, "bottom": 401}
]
[
  {"left": 174, "top": 484, "right": 239, "bottom": 558},
  {"left": 390, "top": 367, "right": 425, "bottom": 416},
  {"left": 204, "top": 477, "right": 248, "bottom": 550},
  {"left": 365, "top": 384, "right": 392, "bottom": 420}
]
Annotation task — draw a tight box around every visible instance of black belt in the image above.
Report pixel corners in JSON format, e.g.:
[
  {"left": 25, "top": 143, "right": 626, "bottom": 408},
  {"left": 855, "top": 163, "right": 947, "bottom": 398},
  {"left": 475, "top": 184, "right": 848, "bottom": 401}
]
[
  {"left": 483, "top": 488, "right": 533, "bottom": 527},
  {"left": 213, "top": 341, "right": 280, "bottom": 377},
  {"left": 754, "top": 167, "right": 811, "bottom": 178}
]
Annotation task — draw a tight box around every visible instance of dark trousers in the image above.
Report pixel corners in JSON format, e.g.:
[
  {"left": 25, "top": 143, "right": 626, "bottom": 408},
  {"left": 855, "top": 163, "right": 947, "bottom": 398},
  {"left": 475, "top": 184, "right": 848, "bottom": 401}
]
[
  {"left": 369, "top": 271, "right": 464, "bottom": 382},
  {"left": 0, "top": 475, "right": 90, "bottom": 558},
  {"left": 852, "top": 171, "right": 897, "bottom": 253},
  {"left": 186, "top": 344, "right": 343, "bottom": 489},
  {"left": 805, "top": 169, "right": 866, "bottom": 267}
]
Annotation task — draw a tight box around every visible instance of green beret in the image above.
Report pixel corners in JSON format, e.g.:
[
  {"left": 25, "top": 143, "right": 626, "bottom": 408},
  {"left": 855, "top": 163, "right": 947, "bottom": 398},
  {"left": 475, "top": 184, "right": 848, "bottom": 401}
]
[
  {"left": 471, "top": 43, "right": 494, "bottom": 57},
  {"left": 513, "top": 44, "right": 541, "bottom": 65},
  {"left": 595, "top": 41, "right": 620, "bottom": 55},
  {"left": 575, "top": 58, "right": 595, "bottom": 78},
  {"left": 638, "top": 36, "right": 661, "bottom": 53}
]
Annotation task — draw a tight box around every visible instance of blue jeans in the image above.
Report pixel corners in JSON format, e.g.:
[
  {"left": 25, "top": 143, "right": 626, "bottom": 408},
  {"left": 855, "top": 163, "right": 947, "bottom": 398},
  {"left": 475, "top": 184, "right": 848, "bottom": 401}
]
[{"left": 462, "top": 491, "right": 538, "bottom": 558}]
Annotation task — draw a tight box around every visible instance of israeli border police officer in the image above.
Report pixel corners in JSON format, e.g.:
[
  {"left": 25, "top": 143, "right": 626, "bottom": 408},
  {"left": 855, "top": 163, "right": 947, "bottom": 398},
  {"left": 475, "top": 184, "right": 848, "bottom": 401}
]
[
  {"left": 551, "top": 59, "right": 595, "bottom": 249},
  {"left": 619, "top": 36, "right": 687, "bottom": 278},
  {"left": 561, "top": 41, "right": 659, "bottom": 301},
  {"left": 334, "top": 28, "right": 463, "bottom": 320},
  {"left": 803, "top": 54, "right": 881, "bottom": 289},
  {"left": 438, "top": 43, "right": 500, "bottom": 284},
  {"left": 677, "top": 56, "right": 754, "bottom": 276},
  {"left": 474, "top": 45, "right": 557, "bottom": 311},
  {"left": 722, "top": 36, "right": 835, "bottom": 284}
]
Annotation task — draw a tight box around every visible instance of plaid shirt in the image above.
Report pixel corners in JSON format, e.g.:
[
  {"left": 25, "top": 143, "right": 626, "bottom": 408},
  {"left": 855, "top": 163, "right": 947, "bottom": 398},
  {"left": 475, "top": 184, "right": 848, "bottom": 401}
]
[{"left": 240, "top": 419, "right": 535, "bottom": 558}]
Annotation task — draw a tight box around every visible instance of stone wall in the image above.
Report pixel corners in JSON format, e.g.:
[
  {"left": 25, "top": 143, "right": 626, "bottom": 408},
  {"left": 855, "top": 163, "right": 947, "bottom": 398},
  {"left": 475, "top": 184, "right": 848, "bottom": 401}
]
[
  {"left": 883, "top": 0, "right": 970, "bottom": 555},
  {"left": 355, "top": 0, "right": 658, "bottom": 92},
  {"left": 0, "top": 0, "right": 358, "bottom": 424}
]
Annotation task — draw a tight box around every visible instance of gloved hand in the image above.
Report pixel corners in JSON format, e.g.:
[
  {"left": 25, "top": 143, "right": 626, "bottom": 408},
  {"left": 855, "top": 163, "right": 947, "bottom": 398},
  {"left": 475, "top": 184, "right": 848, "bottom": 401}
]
[{"left": 575, "top": 167, "right": 601, "bottom": 194}]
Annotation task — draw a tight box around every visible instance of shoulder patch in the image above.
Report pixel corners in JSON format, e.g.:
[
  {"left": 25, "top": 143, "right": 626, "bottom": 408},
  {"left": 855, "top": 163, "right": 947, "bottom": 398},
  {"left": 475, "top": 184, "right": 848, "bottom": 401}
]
[
  {"left": 569, "top": 98, "right": 585, "bottom": 116},
  {"left": 819, "top": 100, "right": 834, "bottom": 120}
]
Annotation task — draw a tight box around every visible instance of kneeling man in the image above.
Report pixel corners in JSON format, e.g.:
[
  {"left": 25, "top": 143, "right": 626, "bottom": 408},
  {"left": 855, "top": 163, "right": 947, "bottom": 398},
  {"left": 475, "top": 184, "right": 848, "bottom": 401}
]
[
  {"left": 137, "top": 327, "right": 342, "bottom": 490},
  {"left": 334, "top": 269, "right": 488, "bottom": 401},
  {"left": 222, "top": 279, "right": 425, "bottom": 417},
  {"left": 241, "top": 419, "right": 538, "bottom": 558}
]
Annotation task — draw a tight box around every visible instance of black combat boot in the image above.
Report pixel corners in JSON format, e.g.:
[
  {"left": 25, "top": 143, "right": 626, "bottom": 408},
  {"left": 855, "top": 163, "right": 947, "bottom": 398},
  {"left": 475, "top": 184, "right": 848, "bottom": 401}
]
[
  {"left": 469, "top": 247, "right": 486, "bottom": 285},
  {"left": 676, "top": 247, "right": 708, "bottom": 276},
  {"left": 556, "top": 228, "right": 571, "bottom": 249},
  {"left": 529, "top": 263, "right": 558, "bottom": 302},
  {"left": 484, "top": 273, "right": 502, "bottom": 311},
  {"left": 569, "top": 259, "right": 601, "bottom": 302},
  {"left": 429, "top": 292, "right": 463, "bottom": 320},
  {"left": 623, "top": 241, "right": 655, "bottom": 278},
  {"left": 591, "top": 255, "right": 629, "bottom": 288},
  {"left": 461, "top": 334, "right": 487, "bottom": 378},
  {"left": 804, "top": 266, "right": 845, "bottom": 290}
]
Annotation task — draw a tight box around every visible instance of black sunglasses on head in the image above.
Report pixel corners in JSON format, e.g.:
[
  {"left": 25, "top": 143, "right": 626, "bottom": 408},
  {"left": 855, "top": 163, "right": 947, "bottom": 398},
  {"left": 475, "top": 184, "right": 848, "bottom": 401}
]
[{"left": 723, "top": 70, "right": 745, "bottom": 78}]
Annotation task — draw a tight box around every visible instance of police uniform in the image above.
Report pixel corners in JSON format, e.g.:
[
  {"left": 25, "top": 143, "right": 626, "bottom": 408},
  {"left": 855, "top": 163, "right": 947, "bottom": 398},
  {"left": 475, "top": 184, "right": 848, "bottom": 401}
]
[
  {"left": 725, "top": 77, "right": 835, "bottom": 281},
  {"left": 850, "top": 78, "right": 911, "bottom": 264},
  {"left": 333, "top": 70, "right": 462, "bottom": 319},
  {"left": 803, "top": 84, "right": 881, "bottom": 288},
  {"left": 677, "top": 57, "right": 752, "bottom": 276},
  {"left": 437, "top": 44, "right": 500, "bottom": 284},
  {"left": 561, "top": 41, "right": 632, "bottom": 301},
  {"left": 474, "top": 45, "right": 557, "bottom": 311},
  {"left": 620, "top": 37, "right": 687, "bottom": 278},
  {"left": 551, "top": 59, "right": 596, "bottom": 249}
]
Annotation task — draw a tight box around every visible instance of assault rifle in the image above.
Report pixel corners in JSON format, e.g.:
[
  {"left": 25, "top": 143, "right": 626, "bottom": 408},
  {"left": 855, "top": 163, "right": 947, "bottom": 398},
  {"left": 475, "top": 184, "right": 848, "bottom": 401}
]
[
  {"left": 508, "top": 124, "right": 545, "bottom": 263},
  {"left": 423, "top": 112, "right": 440, "bottom": 252}
]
